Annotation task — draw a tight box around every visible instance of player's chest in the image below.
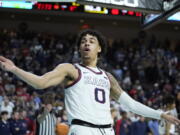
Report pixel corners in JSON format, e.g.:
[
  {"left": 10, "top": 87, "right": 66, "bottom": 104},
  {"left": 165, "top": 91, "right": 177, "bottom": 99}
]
[{"left": 82, "top": 74, "right": 110, "bottom": 89}]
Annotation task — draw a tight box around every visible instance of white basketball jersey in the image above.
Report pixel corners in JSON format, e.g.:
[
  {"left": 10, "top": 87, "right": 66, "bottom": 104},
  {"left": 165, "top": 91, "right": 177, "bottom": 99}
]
[
  {"left": 64, "top": 64, "right": 112, "bottom": 125},
  {"left": 159, "top": 110, "right": 175, "bottom": 135}
]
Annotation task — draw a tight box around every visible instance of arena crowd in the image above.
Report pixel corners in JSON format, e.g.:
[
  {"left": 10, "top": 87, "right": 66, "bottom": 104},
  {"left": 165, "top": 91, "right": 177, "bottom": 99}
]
[{"left": 0, "top": 28, "right": 179, "bottom": 135}]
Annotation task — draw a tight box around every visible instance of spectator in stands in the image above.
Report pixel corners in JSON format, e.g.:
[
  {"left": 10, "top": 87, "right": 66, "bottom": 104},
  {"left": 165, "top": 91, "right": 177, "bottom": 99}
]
[
  {"left": 176, "top": 92, "right": 180, "bottom": 119},
  {"left": 130, "top": 116, "right": 149, "bottom": 135},
  {"left": 4, "top": 77, "right": 15, "bottom": 96},
  {"left": 0, "top": 96, "right": 14, "bottom": 118},
  {"left": 112, "top": 65, "right": 123, "bottom": 81},
  {"left": 19, "top": 110, "right": 31, "bottom": 135},
  {"left": 0, "top": 28, "right": 180, "bottom": 134},
  {"left": 10, "top": 110, "right": 25, "bottom": 135},
  {"left": 0, "top": 111, "right": 11, "bottom": 135},
  {"left": 111, "top": 108, "right": 118, "bottom": 130},
  {"left": 0, "top": 76, "right": 4, "bottom": 96},
  {"left": 148, "top": 119, "right": 159, "bottom": 135},
  {"left": 115, "top": 111, "right": 131, "bottom": 135}
]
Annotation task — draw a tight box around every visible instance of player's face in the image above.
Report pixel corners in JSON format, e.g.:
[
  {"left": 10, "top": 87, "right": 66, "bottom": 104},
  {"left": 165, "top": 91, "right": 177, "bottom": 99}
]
[{"left": 79, "top": 34, "right": 101, "bottom": 61}]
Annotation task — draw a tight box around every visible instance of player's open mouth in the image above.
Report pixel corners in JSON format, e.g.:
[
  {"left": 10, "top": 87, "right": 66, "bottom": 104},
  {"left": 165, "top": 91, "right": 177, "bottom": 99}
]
[{"left": 84, "top": 48, "right": 90, "bottom": 52}]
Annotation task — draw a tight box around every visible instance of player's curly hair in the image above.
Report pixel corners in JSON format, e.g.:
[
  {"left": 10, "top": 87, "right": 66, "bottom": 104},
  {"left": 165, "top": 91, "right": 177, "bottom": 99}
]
[{"left": 76, "top": 29, "right": 107, "bottom": 57}]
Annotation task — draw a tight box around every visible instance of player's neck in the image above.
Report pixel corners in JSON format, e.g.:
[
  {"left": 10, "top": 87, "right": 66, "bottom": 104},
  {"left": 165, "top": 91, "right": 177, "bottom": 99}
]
[{"left": 81, "top": 58, "right": 97, "bottom": 68}]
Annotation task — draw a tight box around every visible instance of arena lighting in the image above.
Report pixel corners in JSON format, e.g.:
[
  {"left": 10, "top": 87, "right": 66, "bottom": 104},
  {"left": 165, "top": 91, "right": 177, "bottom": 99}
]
[
  {"left": 0, "top": 1, "right": 33, "bottom": 9},
  {"left": 142, "top": 4, "right": 180, "bottom": 30},
  {"left": 167, "top": 11, "right": 180, "bottom": 21}
]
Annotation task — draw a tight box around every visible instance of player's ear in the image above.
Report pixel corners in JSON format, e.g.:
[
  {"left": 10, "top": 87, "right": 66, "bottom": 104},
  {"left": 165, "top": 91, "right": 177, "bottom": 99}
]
[{"left": 98, "top": 45, "right": 101, "bottom": 53}]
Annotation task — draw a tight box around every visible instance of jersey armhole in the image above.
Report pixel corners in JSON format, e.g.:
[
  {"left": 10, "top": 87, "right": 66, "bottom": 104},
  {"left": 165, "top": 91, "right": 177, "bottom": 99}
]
[
  {"left": 104, "top": 71, "right": 111, "bottom": 88},
  {"left": 65, "top": 65, "right": 81, "bottom": 89}
]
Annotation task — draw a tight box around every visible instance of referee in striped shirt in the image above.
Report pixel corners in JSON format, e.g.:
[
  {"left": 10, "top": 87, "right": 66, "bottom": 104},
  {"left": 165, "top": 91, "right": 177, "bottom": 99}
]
[{"left": 35, "top": 92, "right": 56, "bottom": 135}]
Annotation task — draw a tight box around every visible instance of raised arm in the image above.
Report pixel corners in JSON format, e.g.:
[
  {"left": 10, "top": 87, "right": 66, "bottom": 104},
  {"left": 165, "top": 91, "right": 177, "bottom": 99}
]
[
  {"left": 107, "top": 72, "right": 180, "bottom": 125},
  {"left": 0, "top": 56, "right": 78, "bottom": 89}
]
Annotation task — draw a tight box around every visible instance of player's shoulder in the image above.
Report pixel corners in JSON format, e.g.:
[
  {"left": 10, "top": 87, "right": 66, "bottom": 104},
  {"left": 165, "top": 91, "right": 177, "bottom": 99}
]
[
  {"left": 104, "top": 71, "right": 113, "bottom": 78},
  {"left": 56, "top": 63, "right": 79, "bottom": 77},
  {"left": 56, "top": 63, "right": 77, "bottom": 70}
]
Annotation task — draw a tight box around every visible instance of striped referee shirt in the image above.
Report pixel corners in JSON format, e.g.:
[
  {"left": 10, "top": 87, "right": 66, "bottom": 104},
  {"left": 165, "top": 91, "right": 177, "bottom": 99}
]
[{"left": 36, "top": 110, "right": 56, "bottom": 135}]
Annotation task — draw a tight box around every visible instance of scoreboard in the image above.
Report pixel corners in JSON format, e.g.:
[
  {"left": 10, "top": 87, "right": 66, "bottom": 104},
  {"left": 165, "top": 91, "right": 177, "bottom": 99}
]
[
  {"left": 78, "top": 0, "right": 139, "bottom": 7},
  {"left": 0, "top": 1, "right": 142, "bottom": 17},
  {"left": 33, "top": 2, "right": 142, "bottom": 17},
  {"left": 77, "top": 0, "right": 164, "bottom": 13}
]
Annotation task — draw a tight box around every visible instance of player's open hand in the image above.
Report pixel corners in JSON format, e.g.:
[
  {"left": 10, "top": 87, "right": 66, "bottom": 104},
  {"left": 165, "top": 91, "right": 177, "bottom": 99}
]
[
  {"left": 161, "top": 113, "right": 180, "bottom": 125},
  {"left": 0, "top": 56, "right": 16, "bottom": 72}
]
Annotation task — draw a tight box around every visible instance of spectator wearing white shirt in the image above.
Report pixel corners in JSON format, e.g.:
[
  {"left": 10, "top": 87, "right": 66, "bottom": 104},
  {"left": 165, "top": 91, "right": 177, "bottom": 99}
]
[{"left": 0, "top": 96, "right": 14, "bottom": 118}]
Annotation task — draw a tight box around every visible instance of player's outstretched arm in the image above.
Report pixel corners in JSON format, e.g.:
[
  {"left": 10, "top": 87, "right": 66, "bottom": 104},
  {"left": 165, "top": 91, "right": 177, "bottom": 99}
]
[
  {"left": 107, "top": 72, "right": 180, "bottom": 125},
  {"left": 0, "top": 56, "right": 77, "bottom": 89}
]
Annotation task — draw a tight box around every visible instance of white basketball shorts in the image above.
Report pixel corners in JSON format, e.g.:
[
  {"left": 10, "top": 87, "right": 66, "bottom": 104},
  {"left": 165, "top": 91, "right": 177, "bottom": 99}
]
[{"left": 68, "top": 125, "right": 115, "bottom": 135}]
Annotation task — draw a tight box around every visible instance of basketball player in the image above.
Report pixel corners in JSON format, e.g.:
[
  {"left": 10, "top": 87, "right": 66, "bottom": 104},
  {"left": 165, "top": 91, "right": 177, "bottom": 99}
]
[
  {"left": 159, "top": 95, "right": 177, "bottom": 135},
  {"left": 0, "top": 29, "right": 180, "bottom": 135}
]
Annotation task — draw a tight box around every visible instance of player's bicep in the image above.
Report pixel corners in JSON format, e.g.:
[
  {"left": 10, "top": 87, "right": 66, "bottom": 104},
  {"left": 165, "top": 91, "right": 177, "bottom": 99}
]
[
  {"left": 107, "top": 72, "right": 123, "bottom": 101},
  {"left": 41, "top": 63, "right": 76, "bottom": 88}
]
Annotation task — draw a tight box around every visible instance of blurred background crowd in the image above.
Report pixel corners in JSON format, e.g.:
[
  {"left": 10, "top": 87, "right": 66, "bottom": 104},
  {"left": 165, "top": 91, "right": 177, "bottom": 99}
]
[{"left": 0, "top": 28, "right": 179, "bottom": 135}]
